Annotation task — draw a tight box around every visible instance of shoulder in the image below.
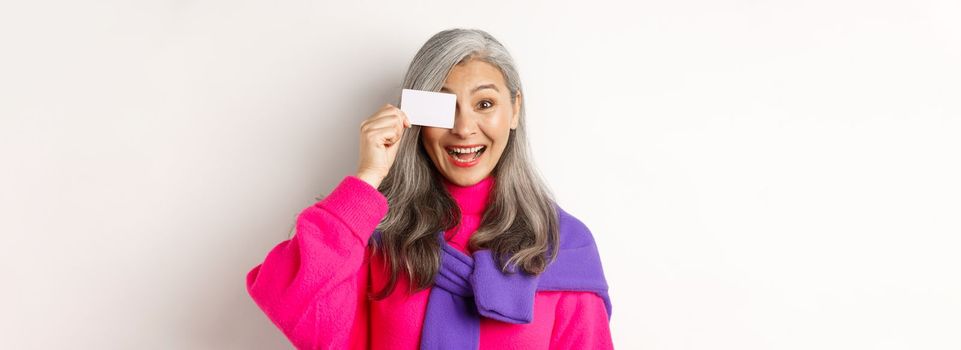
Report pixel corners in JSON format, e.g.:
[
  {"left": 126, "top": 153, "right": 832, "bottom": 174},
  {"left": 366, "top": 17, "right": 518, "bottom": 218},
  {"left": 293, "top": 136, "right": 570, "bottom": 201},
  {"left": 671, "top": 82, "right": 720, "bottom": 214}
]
[{"left": 554, "top": 204, "right": 599, "bottom": 250}]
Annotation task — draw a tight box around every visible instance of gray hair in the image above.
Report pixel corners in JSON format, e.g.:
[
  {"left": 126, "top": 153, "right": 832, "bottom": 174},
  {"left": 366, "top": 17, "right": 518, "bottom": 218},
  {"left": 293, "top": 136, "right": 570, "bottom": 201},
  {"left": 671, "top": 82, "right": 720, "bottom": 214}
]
[{"left": 369, "top": 28, "right": 560, "bottom": 300}]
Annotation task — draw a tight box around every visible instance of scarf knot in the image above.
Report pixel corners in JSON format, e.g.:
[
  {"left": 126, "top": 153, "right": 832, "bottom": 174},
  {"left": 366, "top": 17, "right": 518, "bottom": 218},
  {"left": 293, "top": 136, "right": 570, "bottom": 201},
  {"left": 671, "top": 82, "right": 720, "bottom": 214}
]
[
  {"left": 370, "top": 205, "right": 611, "bottom": 350},
  {"left": 430, "top": 231, "right": 540, "bottom": 324}
]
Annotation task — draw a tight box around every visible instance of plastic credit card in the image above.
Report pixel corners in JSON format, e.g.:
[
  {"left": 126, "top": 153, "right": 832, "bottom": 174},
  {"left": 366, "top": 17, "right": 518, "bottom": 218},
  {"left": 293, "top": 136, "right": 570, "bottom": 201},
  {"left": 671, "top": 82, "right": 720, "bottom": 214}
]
[{"left": 400, "top": 88, "right": 456, "bottom": 129}]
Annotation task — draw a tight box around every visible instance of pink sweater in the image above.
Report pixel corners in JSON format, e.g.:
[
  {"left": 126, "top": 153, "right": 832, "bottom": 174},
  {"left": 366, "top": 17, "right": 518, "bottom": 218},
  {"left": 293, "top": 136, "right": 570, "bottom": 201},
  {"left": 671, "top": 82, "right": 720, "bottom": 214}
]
[{"left": 246, "top": 175, "right": 614, "bottom": 349}]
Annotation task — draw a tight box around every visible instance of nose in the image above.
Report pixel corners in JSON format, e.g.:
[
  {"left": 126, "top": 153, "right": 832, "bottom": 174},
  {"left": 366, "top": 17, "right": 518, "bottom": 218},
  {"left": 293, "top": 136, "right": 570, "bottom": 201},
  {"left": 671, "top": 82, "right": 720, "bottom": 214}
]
[{"left": 449, "top": 100, "right": 477, "bottom": 138}]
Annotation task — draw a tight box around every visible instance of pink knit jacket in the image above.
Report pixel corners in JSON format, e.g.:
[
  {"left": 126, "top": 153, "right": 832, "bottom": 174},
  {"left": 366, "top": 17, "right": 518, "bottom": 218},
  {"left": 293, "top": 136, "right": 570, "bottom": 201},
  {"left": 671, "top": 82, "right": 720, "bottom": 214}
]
[{"left": 246, "top": 175, "right": 614, "bottom": 349}]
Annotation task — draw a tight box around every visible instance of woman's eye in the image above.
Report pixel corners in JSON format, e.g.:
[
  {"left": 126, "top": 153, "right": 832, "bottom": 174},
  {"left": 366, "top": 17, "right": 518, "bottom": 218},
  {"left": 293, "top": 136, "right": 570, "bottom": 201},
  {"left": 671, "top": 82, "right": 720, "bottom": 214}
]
[{"left": 478, "top": 100, "right": 493, "bottom": 109}]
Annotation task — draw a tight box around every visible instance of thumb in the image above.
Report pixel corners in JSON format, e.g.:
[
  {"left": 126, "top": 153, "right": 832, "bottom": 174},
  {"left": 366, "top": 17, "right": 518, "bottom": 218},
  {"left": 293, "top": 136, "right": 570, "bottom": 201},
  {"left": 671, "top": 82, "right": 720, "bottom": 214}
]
[{"left": 385, "top": 135, "right": 402, "bottom": 160}]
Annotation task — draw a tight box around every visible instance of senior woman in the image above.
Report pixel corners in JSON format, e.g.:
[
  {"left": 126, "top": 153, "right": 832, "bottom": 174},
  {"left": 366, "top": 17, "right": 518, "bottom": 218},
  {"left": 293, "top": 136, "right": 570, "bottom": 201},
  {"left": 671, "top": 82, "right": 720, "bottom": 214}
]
[{"left": 246, "top": 28, "right": 614, "bottom": 349}]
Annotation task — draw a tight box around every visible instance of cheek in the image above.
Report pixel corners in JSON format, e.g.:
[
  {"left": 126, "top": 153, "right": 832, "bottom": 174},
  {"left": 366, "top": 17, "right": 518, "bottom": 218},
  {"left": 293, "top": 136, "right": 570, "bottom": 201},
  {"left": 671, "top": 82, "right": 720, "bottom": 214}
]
[
  {"left": 420, "top": 129, "right": 441, "bottom": 148},
  {"left": 479, "top": 109, "right": 513, "bottom": 135},
  {"left": 478, "top": 112, "right": 513, "bottom": 158}
]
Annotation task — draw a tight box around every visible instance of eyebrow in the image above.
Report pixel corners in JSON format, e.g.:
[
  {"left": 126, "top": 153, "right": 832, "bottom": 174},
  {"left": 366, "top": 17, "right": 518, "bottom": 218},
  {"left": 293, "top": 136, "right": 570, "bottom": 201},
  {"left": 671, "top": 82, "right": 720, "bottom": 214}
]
[{"left": 440, "top": 84, "right": 499, "bottom": 94}]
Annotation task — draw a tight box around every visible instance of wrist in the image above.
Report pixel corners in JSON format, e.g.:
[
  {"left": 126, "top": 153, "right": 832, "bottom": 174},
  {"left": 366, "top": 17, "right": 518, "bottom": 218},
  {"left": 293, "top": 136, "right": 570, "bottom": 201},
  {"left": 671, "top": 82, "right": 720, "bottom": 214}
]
[{"left": 355, "top": 171, "right": 383, "bottom": 189}]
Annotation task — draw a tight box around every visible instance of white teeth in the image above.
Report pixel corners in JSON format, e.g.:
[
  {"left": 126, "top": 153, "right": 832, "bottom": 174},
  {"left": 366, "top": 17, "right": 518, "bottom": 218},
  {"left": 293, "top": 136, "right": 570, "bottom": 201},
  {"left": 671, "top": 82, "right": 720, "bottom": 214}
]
[
  {"left": 448, "top": 146, "right": 484, "bottom": 162},
  {"left": 448, "top": 146, "right": 484, "bottom": 154}
]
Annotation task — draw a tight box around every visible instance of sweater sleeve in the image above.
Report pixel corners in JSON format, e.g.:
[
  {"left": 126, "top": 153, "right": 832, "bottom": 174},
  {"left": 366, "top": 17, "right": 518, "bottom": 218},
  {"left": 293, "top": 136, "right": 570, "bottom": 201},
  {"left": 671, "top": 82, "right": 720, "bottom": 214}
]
[
  {"left": 549, "top": 291, "right": 615, "bottom": 349},
  {"left": 245, "top": 175, "right": 388, "bottom": 350}
]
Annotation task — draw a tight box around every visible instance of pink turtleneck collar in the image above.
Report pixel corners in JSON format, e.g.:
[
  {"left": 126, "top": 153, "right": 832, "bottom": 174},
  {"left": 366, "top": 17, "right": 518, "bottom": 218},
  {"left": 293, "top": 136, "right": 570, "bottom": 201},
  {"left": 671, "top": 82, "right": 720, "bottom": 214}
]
[
  {"left": 441, "top": 174, "right": 495, "bottom": 253},
  {"left": 442, "top": 175, "right": 495, "bottom": 215}
]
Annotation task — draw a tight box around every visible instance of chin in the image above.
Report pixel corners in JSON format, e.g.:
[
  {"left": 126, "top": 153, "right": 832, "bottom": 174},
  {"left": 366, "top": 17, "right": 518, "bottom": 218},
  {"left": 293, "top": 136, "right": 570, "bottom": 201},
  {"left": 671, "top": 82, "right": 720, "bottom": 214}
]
[{"left": 442, "top": 171, "right": 488, "bottom": 186}]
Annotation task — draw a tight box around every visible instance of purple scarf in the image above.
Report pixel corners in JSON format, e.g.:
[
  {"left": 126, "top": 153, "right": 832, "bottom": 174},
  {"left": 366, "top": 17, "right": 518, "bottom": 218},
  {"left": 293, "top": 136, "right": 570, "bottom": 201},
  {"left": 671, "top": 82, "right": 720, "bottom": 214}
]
[{"left": 372, "top": 205, "right": 611, "bottom": 349}]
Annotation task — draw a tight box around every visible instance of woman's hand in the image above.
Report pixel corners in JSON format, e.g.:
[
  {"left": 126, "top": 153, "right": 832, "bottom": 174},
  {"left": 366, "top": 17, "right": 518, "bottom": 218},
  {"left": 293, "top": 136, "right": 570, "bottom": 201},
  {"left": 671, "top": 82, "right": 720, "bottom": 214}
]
[{"left": 356, "top": 103, "right": 411, "bottom": 188}]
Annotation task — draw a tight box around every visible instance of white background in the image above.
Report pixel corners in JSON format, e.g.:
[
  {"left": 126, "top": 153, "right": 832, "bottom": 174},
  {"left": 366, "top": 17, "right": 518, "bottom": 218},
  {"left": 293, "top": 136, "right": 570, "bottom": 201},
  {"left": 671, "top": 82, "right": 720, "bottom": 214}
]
[{"left": 2, "top": 0, "right": 959, "bottom": 349}]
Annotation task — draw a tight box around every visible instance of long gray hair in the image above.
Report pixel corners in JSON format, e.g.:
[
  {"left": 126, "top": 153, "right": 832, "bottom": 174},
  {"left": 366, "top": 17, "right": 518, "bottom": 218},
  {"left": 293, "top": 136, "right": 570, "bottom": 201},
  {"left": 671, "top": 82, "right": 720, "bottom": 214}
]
[{"left": 369, "top": 28, "right": 560, "bottom": 300}]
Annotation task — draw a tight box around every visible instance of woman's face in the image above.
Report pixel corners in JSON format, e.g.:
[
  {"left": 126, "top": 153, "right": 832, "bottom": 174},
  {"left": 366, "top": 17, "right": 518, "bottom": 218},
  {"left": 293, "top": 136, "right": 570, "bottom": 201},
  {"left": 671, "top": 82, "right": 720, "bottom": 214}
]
[{"left": 421, "top": 59, "right": 520, "bottom": 187}]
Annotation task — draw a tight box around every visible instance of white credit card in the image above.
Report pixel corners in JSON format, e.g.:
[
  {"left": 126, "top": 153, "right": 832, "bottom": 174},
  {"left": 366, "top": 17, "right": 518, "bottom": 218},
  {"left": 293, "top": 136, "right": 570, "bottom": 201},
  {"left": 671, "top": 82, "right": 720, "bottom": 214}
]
[{"left": 400, "top": 88, "right": 456, "bottom": 129}]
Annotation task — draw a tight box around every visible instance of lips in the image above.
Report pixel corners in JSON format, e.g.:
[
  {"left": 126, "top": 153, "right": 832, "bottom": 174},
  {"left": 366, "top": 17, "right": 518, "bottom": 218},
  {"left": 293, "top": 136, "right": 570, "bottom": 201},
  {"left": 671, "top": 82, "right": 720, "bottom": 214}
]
[{"left": 444, "top": 144, "right": 487, "bottom": 167}]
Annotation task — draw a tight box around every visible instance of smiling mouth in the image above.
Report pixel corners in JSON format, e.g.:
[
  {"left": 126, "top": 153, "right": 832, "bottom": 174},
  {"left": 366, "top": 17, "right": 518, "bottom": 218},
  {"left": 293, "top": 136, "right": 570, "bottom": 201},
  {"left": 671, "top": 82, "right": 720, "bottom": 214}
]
[{"left": 445, "top": 145, "right": 487, "bottom": 162}]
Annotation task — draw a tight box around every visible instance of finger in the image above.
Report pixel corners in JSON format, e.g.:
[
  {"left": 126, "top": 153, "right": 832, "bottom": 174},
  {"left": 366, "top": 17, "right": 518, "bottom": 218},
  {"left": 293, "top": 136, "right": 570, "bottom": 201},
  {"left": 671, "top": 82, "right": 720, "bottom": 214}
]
[
  {"left": 371, "top": 125, "right": 402, "bottom": 146},
  {"left": 369, "top": 111, "right": 407, "bottom": 130},
  {"left": 363, "top": 105, "right": 398, "bottom": 125},
  {"left": 390, "top": 116, "right": 405, "bottom": 142},
  {"left": 397, "top": 109, "right": 411, "bottom": 128},
  {"left": 382, "top": 103, "right": 400, "bottom": 115}
]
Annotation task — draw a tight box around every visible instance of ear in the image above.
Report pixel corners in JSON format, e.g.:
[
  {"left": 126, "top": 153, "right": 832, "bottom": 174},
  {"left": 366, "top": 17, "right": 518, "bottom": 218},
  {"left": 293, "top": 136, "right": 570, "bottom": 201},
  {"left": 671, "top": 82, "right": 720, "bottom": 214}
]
[{"left": 510, "top": 91, "right": 522, "bottom": 130}]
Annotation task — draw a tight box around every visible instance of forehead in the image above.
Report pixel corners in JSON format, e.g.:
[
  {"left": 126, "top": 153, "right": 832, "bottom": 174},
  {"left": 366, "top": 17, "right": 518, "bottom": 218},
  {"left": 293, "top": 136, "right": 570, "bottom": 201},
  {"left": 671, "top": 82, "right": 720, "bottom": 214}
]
[{"left": 441, "top": 59, "right": 507, "bottom": 92}]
